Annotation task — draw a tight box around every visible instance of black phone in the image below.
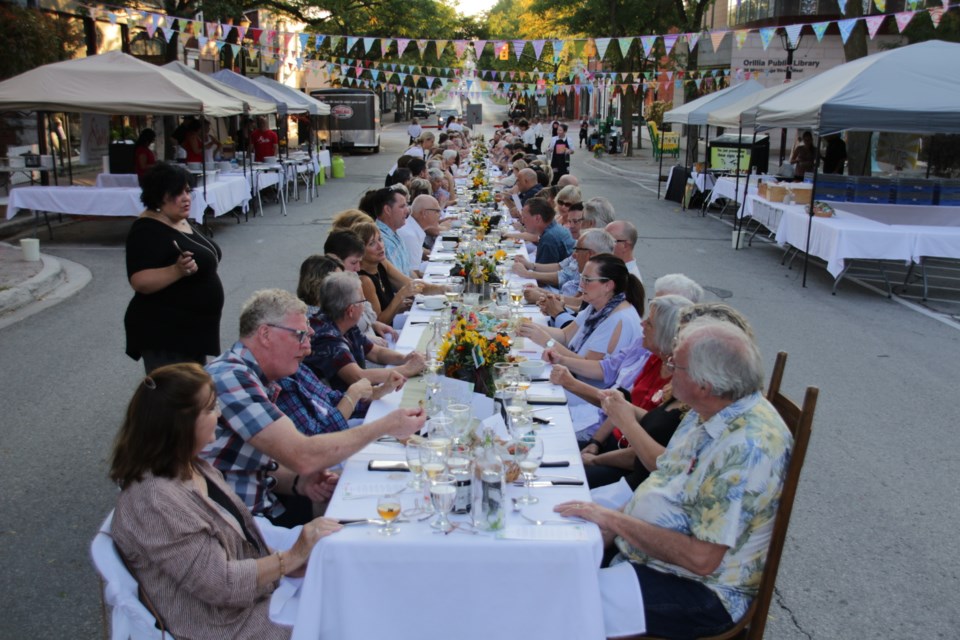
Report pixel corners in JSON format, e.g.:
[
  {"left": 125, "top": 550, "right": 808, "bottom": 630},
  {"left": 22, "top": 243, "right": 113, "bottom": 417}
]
[{"left": 367, "top": 460, "right": 410, "bottom": 472}]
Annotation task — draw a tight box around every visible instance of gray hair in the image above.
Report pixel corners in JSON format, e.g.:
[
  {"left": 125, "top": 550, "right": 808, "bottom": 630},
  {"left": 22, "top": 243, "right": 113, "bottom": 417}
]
[
  {"left": 442, "top": 149, "right": 458, "bottom": 164},
  {"left": 320, "top": 271, "right": 363, "bottom": 321},
  {"left": 578, "top": 228, "right": 615, "bottom": 255},
  {"left": 654, "top": 273, "right": 704, "bottom": 303},
  {"left": 427, "top": 167, "right": 445, "bottom": 182},
  {"left": 678, "top": 318, "right": 764, "bottom": 400},
  {"left": 584, "top": 197, "right": 616, "bottom": 228},
  {"left": 239, "top": 289, "right": 307, "bottom": 338},
  {"left": 607, "top": 219, "right": 638, "bottom": 247},
  {"left": 647, "top": 294, "right": 694, "bottom": 356},
  {"left": 678, "top": 303, "right": 755, "bottom": 340},
  {"left": 417, "top": 131, "right": 436, "bottom": 144}
]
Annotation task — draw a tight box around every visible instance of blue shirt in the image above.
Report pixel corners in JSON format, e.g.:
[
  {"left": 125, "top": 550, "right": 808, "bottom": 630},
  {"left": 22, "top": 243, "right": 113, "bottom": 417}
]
[
  {"left": 535, "top": 220, "right": 575, "bottom": 264},
  {"left": 276, "top": 364, "right": 359, "bottom": 436},
  {"left": 377, "top": 220, "right": 411, "bottom": 277}
]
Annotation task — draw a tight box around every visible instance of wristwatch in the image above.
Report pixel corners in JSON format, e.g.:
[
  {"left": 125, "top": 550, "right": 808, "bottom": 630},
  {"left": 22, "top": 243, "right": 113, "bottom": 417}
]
[{"left": 545, "top": 339, "right": 556, "bottom": 349}]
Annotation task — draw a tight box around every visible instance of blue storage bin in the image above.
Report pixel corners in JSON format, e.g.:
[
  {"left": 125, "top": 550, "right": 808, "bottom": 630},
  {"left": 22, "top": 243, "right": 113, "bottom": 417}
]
[
  {"left": 849, "top": 176, "right": 893, "bottom": 204},
  {"left": 893, "top": 178, "right": 936, "bottom": 205},
  {"left": 813, "top": 173, "right": 851, "bottom": 202},
  {"left": 937, "top": 179, "right": 960, "bottom": 206}
]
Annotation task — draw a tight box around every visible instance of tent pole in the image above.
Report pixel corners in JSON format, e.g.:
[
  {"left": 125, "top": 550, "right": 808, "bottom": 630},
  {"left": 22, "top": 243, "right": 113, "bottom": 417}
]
[
  {"left": 926, "top": 135, "right": 934, "bottom": 178},
  {"left": 657, "top": 125, "right": 665, "bottom": 199},
  {"left": 801, "top": 133, "right": 823, "bottom": 288},
  {"left": 66, "top": 114, "right": 74, "bottom": 184},
  {"left": 733, "top": 124, "right": 744, "bottom": 247}
]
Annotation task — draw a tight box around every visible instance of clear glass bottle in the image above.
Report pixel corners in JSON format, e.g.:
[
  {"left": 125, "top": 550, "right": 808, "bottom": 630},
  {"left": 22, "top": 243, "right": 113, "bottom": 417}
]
[{"left": 472, "top": 428, "right": 506, "bottom": 531}]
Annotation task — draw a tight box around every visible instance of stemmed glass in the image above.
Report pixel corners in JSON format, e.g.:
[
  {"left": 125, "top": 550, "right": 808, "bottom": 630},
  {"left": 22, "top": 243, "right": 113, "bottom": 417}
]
[
  {"left": 445, "top": 277, "right": 464, "bottom": 305},
  {"left": 509, "top": 282, "right": 524, "bottom": 308},
  {"left": 405, "top": 441, "right": 424, "bottom": 491},
  {"left": 428, "top": 474, "right": 457, "bottom": 532},
  {"left": 493, "top": 362, "right": 513, "bottom": 399},
  {"left": 514, "top": 435, "right": 544, "bottom": 505},
  {"left": 377, "top": 494, "right": 402, "bottom": 536},
  {"left": 505, "top": 386, "right": 531, "bottom": 440}
]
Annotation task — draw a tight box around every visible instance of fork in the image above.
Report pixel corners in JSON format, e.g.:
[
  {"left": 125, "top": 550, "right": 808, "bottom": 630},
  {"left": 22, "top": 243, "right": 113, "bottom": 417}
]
[{"left": 342, "top": 486, "right": 407, "bottom": 501}]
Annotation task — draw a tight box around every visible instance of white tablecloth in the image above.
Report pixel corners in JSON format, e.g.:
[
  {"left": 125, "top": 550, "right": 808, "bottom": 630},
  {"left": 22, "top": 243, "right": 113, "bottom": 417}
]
[
  {"left": 7, "top": 175, "right": 251, "bottom": 223},
  {"left": 711, "top": 175, "right": 771, "bottom": 212},
  {"left": 288, "top": 232, "right": 609, "bottom": 640},
  {"left": 95, "top": 173, "right": 139, "bottom": 188}
]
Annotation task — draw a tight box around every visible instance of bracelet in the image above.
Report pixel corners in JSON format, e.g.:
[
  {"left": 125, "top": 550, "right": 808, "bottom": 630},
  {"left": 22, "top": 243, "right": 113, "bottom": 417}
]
[
  {"left": 588, "top": 438, "right": 603, "bottom": 450},
  {"left": 276, "top": 551, "right": 286, "bottom": 577},
  {"left": 344, "top": 393, "right": 356, "bottom": 406},
  {"left": 291, "top": 474, "right": 301, "bottom": 497}
]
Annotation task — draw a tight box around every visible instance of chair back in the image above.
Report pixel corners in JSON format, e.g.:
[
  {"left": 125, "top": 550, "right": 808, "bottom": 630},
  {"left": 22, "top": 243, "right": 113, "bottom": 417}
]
[{"left": 90, "top": 511, "right": 172, "bottom": 640}]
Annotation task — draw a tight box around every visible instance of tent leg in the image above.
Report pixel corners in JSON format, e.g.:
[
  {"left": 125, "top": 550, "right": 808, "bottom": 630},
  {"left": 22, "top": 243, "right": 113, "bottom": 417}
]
[
  {"left": 801, "top": 134, "right": 824, "bottom": 288},
  {"left": 657, "top": 132, "right": 665, "bottom": 200}
]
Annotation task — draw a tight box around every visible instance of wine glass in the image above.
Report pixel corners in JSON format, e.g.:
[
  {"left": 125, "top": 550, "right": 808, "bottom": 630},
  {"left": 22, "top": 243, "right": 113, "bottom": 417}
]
[
  {"left": 514, "top": 435, "right": 544, "bottom": 505},
  {"left": 445, "top": 277, "right": 464, "bottom": 305},
  {"left": 493, "top": 362, "right": 513, "bottom": 399},
  {"left": 377, "top": 494, "right": 402, "bottom": 536},
  {"left": 428, "top": 474, "right": 457, "bottom": 532},
  {"left": 428, "top": 416, "right": 453, "bottom": 440},
  {"left": 405, "top": 441, "right": 424, "bottom": 491},
  {"left": 445, "top": 403, "right": 471, "bottom": 444},
  {"left": 509, "top": 282, "right": 524, "bottom": 308}
]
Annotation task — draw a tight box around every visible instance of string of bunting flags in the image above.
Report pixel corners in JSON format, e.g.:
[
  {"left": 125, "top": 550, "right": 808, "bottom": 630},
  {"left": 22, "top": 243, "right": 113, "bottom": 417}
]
[{"left": 79, "top": 0, "right": 955, "bottom": 96}]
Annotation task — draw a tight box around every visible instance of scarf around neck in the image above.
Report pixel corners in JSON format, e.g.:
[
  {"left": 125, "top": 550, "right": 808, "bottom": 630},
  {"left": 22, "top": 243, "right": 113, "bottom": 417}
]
[{"left": 569, "top": 292, "right": 626, "bottom": 354}]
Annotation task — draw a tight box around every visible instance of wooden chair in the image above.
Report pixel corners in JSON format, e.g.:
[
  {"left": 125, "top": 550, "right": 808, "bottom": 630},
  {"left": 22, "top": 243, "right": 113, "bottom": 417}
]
[
  {"left": 648, "top": 122, "right": 680, "bottom": 160},
  {"left": 616, "top": 351, "right": 818, "bottom": 640}
]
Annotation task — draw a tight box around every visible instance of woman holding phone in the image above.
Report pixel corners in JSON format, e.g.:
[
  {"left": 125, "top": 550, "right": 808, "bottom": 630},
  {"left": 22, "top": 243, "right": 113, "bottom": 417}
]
[{"left": 124, "top": 162, "right": 224, "bottom": 373}]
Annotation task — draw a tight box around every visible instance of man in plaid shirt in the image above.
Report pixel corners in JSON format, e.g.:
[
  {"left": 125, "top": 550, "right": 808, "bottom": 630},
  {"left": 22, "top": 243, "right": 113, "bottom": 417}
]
[{"left": 202, "top": 289, "right": 426, "bottom": 527}]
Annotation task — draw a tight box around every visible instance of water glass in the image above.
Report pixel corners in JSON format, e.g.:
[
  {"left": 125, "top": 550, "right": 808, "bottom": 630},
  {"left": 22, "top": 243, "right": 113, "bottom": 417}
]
[{"left": 428, "top": 474, "right": 457, "bottom": 531}]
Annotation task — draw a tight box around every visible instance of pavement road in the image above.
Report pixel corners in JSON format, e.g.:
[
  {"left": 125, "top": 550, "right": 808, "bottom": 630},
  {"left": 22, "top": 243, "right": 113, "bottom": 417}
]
[{"left": 1, "top": 98, "right": 958, "bottom": 639}]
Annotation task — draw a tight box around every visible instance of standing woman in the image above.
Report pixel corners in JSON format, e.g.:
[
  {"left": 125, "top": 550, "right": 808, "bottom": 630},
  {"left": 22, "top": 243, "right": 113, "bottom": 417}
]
[
  {"left": 124, "top": 162, "right": 224, "bottom": 373},
  {"left": 579, "top": 118, "right": 589, "bottom": 148},
  {"left": 133, "top": 128, "right": 157, "bottom": 183}
]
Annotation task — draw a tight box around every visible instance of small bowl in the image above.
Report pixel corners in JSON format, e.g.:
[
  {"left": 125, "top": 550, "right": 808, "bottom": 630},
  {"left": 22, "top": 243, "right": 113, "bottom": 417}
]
[
  {"left": 420, "top": 295, "right": 446, "bottom": 310},
  {"left": 440, "top": 239, "right": 458, "bottom": 251},
  {"left": 518, "top": 360, "right": 545, "bottom": 378}
]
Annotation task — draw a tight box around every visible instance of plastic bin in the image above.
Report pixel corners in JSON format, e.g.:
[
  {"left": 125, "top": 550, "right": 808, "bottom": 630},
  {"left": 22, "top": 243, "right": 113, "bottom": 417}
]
[
  {"left": 893, "top": 178, "right": 936, "bottom": 205},
  {"left": 849, "top": 176, "right": 893, "bottom": 204},
  {"left": 937, "top": 179, "right": 960, "bottom": 206},
  {"left": 811, "top": 173, "right": 850, "bottom": 202}
]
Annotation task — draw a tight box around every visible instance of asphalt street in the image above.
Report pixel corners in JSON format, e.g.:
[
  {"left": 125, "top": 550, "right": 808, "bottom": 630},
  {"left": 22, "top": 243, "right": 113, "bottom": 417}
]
[{"left": 1, "top": 95, "right": 958, "bottom": 639}]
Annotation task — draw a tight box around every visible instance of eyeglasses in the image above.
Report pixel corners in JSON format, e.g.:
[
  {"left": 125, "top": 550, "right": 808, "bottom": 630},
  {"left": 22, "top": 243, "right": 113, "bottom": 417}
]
[
  {"left": 556, "top": 200, "right": 571, "bottom": 207},
  {"left": 350, "top": 299, "right": 367, "bottom": 307},
  {"left": 664, "top": 355, "right": 688, "bottom": 372},
  {"left": 566, "top": 216, "right": 584, "bottom": 224},
  {"left": 267, "top": 324, "right": 311, "bottom": 344},
  {"left": 579, "top": 275, "right": 609, "bottom": 283},
  {"left": 573, "top": 246, "right": 590, "bottom": 253},
  {"left": 423, "top": 208, "right": 442, "bottom": 214},
  {"left": 614, "top": 238, "right": 631, "bottom": 245}
]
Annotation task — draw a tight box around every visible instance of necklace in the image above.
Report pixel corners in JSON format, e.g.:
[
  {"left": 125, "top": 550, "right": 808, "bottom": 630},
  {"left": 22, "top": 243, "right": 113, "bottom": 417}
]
[{"left": 176, "top": 226, "right": 219, "bottom": 262}]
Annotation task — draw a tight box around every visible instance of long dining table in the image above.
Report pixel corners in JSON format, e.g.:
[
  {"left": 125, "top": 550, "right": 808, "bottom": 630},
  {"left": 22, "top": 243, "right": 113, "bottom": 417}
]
[{"left": 280, "top": 215, "right": 609, "bottom": 640}]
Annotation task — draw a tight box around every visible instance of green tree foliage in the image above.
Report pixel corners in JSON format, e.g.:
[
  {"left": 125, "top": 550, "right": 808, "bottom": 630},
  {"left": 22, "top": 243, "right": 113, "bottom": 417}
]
[{"left": 0, "top": 5, "right": 83, "bottom": 81}]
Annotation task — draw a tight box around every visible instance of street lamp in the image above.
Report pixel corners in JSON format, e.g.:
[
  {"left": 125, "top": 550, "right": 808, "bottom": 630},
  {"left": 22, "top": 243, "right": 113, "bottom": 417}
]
[{"left": 777, "top": 28, "right": 803, "bottom": 164}]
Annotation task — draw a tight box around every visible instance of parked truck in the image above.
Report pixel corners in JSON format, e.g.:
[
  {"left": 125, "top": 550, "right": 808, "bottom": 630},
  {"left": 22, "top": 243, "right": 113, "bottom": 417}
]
[{"left": 310, "top": 88, "right": 381, "bottom": 153}]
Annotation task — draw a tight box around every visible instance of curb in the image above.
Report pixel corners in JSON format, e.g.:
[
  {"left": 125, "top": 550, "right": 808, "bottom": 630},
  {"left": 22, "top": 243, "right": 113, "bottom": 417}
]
[{"left": 0, "top": 252, "right": 92, "bottom": 329}]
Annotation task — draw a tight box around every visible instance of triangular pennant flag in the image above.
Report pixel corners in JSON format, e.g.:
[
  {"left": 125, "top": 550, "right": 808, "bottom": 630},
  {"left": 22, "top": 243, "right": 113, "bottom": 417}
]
[
  {"left": 230, "top": 43, "right": 240, "bottom": 56},
  {"left": 161, "top": 27, "right": 175, "bottom": 42},
  {"left": 662, "top": 34, "right": 679, "bottom": 55},
  {"left": 363, "top": 37, "right": 376, "bottom": 55},
  {"left": 838, "top": 0, "right": 848, "bottom": 13},
  {"left": 473, "top": 40, "right": 487, "bottom": 58},
  {"left": 198, "top": 36, "right": 208, "bottom": 48},
  {"left": 594, "top": 37, "right": 611, "bottom": 60},
  {"left": 865, "top": 15, "right": 885, "bottom": 38},
  {"left": 513, "top": 40, "right": 526, "bottom": 60},
  {"left": 330, "top": 35, "right": 342, "bottom": 50},
  {"left": 315, "top": 34, "right": 324, "bottom": 49},
  {"left": 107, "top": 12, "right": 117, "bottom": 25},
  {"left": 298, "top": 33, "right": 309, "bottom": 50},
  {"left": 454, "top": 40, "right": 467, "bottom": 57},
  {"left": 416, "top": 39, "right": 429, "bottom": 58},
  {"left": 894, "top": 11, "right": 915, "bottom": 32},
  {"left": 532, "top": 39, "right": 545, "bottom": 59},
  {"left": 236, "top": 25, "right": 247, "bottom": 41},
  {"left": 346, "top": 36, "right": 359, "bottom": 52},
  {"left": 381, "top": 38, "right": 391, "bottom": 57},
  {"left": 686, "top": 32, "right": 701, "bottom": 52},
  {"left": 435, "top": 40, "right": 448, "bottom": 58},
  {"left": 784, "top": 24, "right": 803, "bottom": 47},
  {"left": 397, "top": 38, "right": 411, "bottom": 56},
  {"left": 759, "top": 27, "right": 776, "bottom": 49},
  {"left": 282, "top": 33, "right": 292, "bottom": 49},
  {"left": 146, "top": 20, "right": 158, "bottom": 38},
  {"left": 837, "top": 18, "right": 857, "bottom": 44},
  {"left": 640, "top": 35, "right": 657, "bottom": 57},
  {"left": 709, "top": 31, "right": 727, "bottom": 52},
  {"left": 811, "top": 21, "right": 830, "bottom": 41},
  {"left": 734, "top": 30, "right": 749, "bottom": 49},
  {"left": 618, "top": 37, "right": 633, "bottom": 57},
  {"left": 928, "top": 6, "right": 944, "bottom": 27},
  {"left": 207, "top": 22, "right": 218, "bottom": 38}
]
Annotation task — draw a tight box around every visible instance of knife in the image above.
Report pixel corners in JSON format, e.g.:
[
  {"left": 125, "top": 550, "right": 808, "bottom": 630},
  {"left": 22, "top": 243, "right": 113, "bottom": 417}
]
[
  {"left": 540, "top": 461, "right": 570, "bottom": 468},
  {"left": 514, "top": 480, "right": 584, "bottom": 487}
]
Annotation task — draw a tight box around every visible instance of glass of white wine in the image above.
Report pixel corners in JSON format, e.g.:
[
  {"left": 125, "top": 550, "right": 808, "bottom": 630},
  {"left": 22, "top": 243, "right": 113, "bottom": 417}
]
[
  {"left": 428, "top": 474, "right": 457, "bottom": 531},
  {"left": 493, "top": 362, "right": 513, "bottom": 399},
  {"left": 509, "top": 282, "right": 524, "bottom": 307},
  {"left": 377, "top": 494, "right": 402, "bottom": 536},
  {"left": 405, "top": 441, "right": 424, "bottom": 490},
  {"left": 514, "top": 435, "right": 544, "bottom": 505},
  {"left": 445, "top": 277, "right": 465, "bottom": 305}
]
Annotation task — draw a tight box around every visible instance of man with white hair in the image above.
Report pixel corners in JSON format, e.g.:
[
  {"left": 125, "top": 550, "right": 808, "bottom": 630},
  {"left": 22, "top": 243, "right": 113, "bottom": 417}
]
[
  {"left": 557, "top": 319, "right": 793, "bottom": 639},
  {"left": 203, "top": 289, "right": 425, "bottom": 527},
  {"left": 398, "top": 194, "right": 443, "bottom": 276},
  {"left": 606, "top": 220, "right": 643, "bottom": 282},
  {"left": 654, "top": 273, "right": 705, "bottom": 303}
]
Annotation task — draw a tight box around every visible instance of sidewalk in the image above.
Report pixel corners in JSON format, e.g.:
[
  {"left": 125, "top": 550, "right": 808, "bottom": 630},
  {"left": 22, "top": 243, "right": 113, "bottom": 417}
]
[{"left": 0, "top": 241, "right": 91, "bottom": 327}]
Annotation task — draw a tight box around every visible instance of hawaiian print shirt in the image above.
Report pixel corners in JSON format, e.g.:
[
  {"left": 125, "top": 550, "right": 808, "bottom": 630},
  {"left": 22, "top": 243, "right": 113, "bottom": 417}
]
[{"left": 614, "top": 392, "right": 793, "bottom": 620}]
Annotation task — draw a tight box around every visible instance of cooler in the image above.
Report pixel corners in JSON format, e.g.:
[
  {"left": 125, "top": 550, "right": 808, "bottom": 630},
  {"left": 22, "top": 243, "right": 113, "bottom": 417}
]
[{"left": 849, "top": 176, "right": 893, "bottom": 204}]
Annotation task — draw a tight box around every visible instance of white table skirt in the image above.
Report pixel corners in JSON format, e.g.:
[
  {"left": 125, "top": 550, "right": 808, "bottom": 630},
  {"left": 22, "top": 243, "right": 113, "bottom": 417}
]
[
  {"left": 287, "top": 227, "right": 610, "bottom": 640},
  {"left": 7, "top": 176, "right": 250, "bottom": 223}
]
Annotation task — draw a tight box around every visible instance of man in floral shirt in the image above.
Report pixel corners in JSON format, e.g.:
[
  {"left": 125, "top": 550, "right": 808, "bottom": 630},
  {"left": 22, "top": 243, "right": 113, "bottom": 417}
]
[{"left": 556, "top": 319, "right": 793, "bottom": 638}]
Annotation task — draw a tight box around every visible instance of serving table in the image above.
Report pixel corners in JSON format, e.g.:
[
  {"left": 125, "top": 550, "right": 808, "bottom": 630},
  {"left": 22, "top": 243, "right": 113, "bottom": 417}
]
[{"left": 285, "top": 226, "right": 609, "bottom": 640}]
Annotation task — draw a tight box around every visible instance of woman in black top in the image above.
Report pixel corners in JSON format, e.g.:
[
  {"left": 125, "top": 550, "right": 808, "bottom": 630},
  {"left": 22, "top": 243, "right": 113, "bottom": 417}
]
[
  {"left": 352, "top": 219, "right": 418, "bottom": 327},
  {"left": 124, "top": 163, "right": 224, "bottom": 373}
]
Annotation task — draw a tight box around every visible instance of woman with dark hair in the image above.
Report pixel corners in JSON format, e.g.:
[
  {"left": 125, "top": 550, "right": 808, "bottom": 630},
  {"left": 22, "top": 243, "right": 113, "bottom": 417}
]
[
  {"left": 181, "top": 119, "right": 204, "bottom": 164},
  {"left": 110, "top": 363, "right": 342, "bottom": 640},
  {"left": 353, "top": 220, "right": 421, "bottom": 326},
  {"left": 134, "top": 128, "right": 156, "bottom": 180},
  {"left": 324, "top": 230, "right": 397, "bottom": 345},
  {"left": 519, "top": 254, "right": 644, "bottom": 364},
  {"left": 124, "top": 162, "right": 223, "bottom": 373}
]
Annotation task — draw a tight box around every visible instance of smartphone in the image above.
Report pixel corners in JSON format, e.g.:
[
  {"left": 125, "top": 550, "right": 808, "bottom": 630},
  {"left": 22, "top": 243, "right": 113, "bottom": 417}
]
[
  {"left": 172, "top": 240, "right": 188, "bottom": 256},
  {"left": 367, "top": 460, "right": 410, "bottom": 472}
]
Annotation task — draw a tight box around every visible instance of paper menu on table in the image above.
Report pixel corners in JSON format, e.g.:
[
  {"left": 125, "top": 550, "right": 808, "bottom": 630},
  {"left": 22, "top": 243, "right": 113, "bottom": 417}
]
[
  {"left": 499, "top": 525, "right": 591, "bottom": 541},
  {"left": 526, "top": 382, "right": 567, "bottom": 403},
  {"left": 340, "top": 481, "right": 408, "bottom": 499},
  {"left": 512, "top": 194, "right": 522, "bottom": 212}
]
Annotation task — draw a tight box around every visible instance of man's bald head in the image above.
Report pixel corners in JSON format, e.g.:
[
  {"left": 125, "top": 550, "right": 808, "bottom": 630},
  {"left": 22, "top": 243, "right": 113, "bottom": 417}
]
[
  {"left": 411, "top": 194, "right": 442, "bottom": 227},
  {"left": 556, "top": 174, "right": 579, "bottom": 187},
  {"left": 516, "top": 168, "right": 538, "bottom": 192}
]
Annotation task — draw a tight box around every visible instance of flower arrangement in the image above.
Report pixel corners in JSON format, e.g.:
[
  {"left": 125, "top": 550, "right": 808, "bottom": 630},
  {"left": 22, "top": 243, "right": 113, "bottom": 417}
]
[
  {"left": 467, "top": 209, "right": 493, "bottom": 232},
  {"left": 437, "top": 312, "right": 512, "bottom": 396},
  {"left": 450, "top": 248, "right": 505, "bottom": 286}
]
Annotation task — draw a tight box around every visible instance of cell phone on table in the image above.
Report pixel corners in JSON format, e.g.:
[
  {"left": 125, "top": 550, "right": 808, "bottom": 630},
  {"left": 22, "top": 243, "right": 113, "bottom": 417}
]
[{"left": 367, "top": 460, "right": 410, "bottom": 472}]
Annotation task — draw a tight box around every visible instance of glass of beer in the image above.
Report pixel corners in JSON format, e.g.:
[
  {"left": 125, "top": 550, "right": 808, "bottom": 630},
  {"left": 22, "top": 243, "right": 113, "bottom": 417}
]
[{"left": 377, "top": 494, "right": 402, "bottom": 536}]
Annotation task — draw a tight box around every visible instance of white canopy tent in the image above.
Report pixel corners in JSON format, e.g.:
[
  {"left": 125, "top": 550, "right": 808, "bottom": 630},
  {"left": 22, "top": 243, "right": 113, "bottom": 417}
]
[
  {"left": 752, "top": 40, "right": 960, "bottom": 135},
  {"left": 162, "top": 61, "right": 276, "bottom": 115},
  {"left": 210, "top": 70, "right": 308, "bottom": 115},
  {"left": 0, "top": 50, "right": 244, "bottom": 116},
  {"left": 663, "top": 80, "right": 766, "bottom": 126},
  {"left": 707, "top": 82, "right": 800, "bottom": 130},
  {"left": 253, "top": 77, "right": 330, "bottom": 116}
]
